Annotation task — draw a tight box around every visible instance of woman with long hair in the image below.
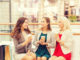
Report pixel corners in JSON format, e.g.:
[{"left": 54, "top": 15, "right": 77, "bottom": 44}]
[
  {"left": 11, "top": 17, "right": 36, "bottom": 60},
  {"left": 49, "top": 17, "right": 73, "bottom": 60},
  {"left": 33, "top": 17, "right": 56, "bottom": 60}
]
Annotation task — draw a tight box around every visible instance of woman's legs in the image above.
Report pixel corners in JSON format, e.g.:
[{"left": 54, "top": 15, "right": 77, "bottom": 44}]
[
  {"left": 41, "top": 57, "right": 47, "bottom": 60},
  {"left": 21, "top": 55, "right": 27, "bottom": 60},
  {"left": 37, "top": 57, "right": 41, "bottom": 60},
  {"left": 49, "top": 56, "right": 57, "bottom": 60},
  {"left": 30, "top": 52, "right": 36, "bottom": 60},
  {"left": 55, "top": 56, "right": 66, "bottom": 60},
  {"left": 27, "top": 56, "right": 33, "bottom": 60},
  {"left": 21, "top": 54, "right": 33, "bottom": 60}
]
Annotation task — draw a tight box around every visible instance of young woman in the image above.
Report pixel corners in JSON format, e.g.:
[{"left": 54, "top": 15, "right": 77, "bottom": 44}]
[
  {"left": 49, "top": 17, "right": 73, "bottom": 60},
  {"left": 11, "top": 17, "right": 36, "bottom": 60},
  {"left": 33, "top": 17, "right": 56, "bottom": 60}
]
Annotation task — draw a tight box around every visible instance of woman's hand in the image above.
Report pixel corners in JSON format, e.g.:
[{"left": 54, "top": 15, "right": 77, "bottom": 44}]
[
  {"left": 55, "top": 34, "right": 60, "bottom": 42},
  {"left": 28, "top": 36, "right": 32, "bottom": 43},
  {"left": 37, "top": 41, "right": 42, "bottom": 44},
  {"left": 56, "top": 37, "right": 64, "bottom": 46},
  {"left": 54, "top": 34, "right": 59, "bottom": 40},
  {"left": 27, "top": 50, "right": 31, "bottom": 56},
  {"left": 54, "top": 34, "right": 61, "bottom": 43},
  {"left": 57, "top": 39, "right": 64, "bottom": 46},
  {"left": 55, "top": 34, "right": 64, "bottom": 46},
  {"left": 59, "top": 41, "right": 64, "bottom": 46},
  {"left": 22, "top": 36, "right": 32, "bottom": 46},
  {"left": 37, "top": 40, "right": 48, "bottom": 45},
  {"left": 27, "top": 50, "right": 30, "bottom": 53},
  {"left": 41, "top": 42, "right": 48, "bottom": 46},
  {"left": 37, "top": 38, "right": 45, "bottom": 44}
]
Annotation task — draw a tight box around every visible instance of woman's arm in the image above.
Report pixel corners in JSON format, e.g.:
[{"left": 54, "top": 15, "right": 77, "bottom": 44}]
[
  {"left": 14, "top": 37, "right": 32, "bottom": 50},
  {"left": 13, "top": 38, "right": 25, "bottom": 50},
  {"left": 57, "top": 30, "right": 73, "bottom": 49},
  {"left": 62, "top": 31, "right": 73, "bottom": 49},
  {"left": 22, "top": 31, "right": 32, "bottom": 46},
  {"left": 33, "top": 32, "right": 39, "bottom": 47},
  {"left": 21, "top": 36, "right": 32, "bottom": 46},
  {"left": 47, "top": 32, "right": 56, "bottom": 48},
  {"left": 27, "top": 42, "right": 32, "bottom": 52}
]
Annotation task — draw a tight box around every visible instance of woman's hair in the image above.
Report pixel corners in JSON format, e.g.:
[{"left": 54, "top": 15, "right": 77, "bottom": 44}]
[
  {"left": 58, "top": 17, "right": 71, "bottom": 30},
  {"left": 41, "top": 17, "right": 52, "bottom": 31},
  {"left": 11, "top": 17, "right": 31, "bottom": 40}
]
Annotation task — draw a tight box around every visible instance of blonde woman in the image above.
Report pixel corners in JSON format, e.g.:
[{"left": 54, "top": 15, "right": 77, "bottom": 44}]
[{"left": 49, "top": 17, "right": 73, "bottom": 60}]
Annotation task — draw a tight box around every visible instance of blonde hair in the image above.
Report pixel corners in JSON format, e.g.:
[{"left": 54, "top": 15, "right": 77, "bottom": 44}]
[{"left": 58, "top": 17, "right": 71, "bottom": 30}]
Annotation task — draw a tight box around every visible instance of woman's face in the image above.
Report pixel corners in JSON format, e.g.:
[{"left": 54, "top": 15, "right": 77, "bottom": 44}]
[
  {"left": 22, "top": 20, "right": 28, "bottom": 29},
  {"left": 58, "top": 20, "right": 64, "bottom": 29},
  {"left": 41, "top": 18, "right": 48, "bottom": 28}
]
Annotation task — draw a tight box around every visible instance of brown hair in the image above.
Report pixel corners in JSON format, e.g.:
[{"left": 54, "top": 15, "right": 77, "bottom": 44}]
[
  {"left": 11, "top": 17, "right": 31, "bottom": 40},
  {"left": 41, "top": 17, "right": 52, "bottom": 31}
]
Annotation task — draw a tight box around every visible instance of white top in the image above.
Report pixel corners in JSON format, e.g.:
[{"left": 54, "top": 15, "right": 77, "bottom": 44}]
[{"left": 60, "top": 30, "right": 73, "bottom": 54}]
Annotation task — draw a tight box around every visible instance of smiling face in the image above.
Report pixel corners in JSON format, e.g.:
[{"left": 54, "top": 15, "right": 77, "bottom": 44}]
[
  {"left": 22, "top": 20, "right": 28, "bottom": 29},
  {"left": 41, "top": 18, "right": 48, "bottom": 28},
  {"left": 58, "top": 20, "right": 64, "bottom": 29}
]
